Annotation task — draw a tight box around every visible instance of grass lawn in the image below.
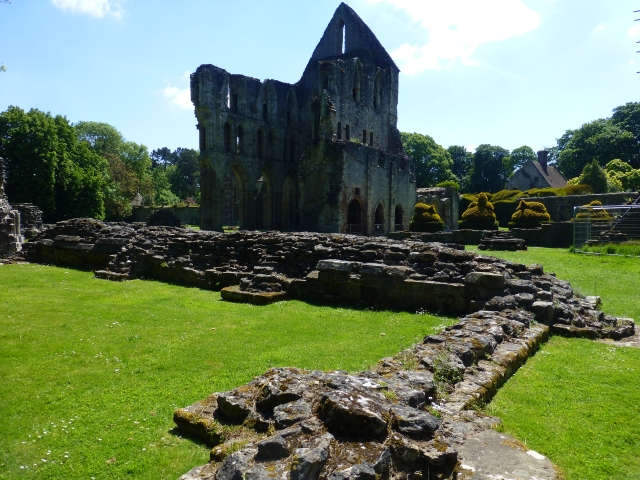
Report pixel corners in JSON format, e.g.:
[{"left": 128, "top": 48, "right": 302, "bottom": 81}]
[
  {"left": 0, "top": 264, "right": 455, "bottom": 480},
  {"left": 470, "top": 247, "right": 640, "bottom": 479}
]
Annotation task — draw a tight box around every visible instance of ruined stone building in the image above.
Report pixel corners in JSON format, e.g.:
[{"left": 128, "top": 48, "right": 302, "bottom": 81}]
[{"left": 191, "top": 3, "right": 416, "bottom": 235}]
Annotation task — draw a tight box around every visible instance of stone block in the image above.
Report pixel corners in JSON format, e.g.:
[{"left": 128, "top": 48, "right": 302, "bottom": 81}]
[
  {"left": 316, "top": 259, "right": 354, "bottom": 273},
  {"left": 464, "top": 272, "right": 505, "bottom": 290}
]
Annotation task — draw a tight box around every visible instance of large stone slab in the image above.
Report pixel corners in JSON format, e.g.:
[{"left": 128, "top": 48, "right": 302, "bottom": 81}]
[{"left": 457, "top": 429, "right": 558, "bottom": 479}]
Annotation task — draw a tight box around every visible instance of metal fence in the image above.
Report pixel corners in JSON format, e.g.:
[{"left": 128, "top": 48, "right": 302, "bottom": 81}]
[{"left": 573, "top": 204, "right": 640, "bottom": 251}]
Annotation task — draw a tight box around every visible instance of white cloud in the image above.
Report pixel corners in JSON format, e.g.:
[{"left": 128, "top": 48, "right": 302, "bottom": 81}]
[
  {"left": 51, "top": 0, "right": 125, "bottom": 19},
  {"left": 466, "top": 144, "right": 477, "bottom": 153},
  {"left": 367, "top": 0, "right": 541, "bottom": 74},
  {"left": 593, "top": 24, "right": 607, "bottom": 33},
  {"left": 628, "top": 26, "right": 640, "bottom": 38},
  {"left": 163, "top": 85, "right": 192, "bottom": 110},
  {"left": 163, "top": 72, "right": 192, "bottom": 110}
]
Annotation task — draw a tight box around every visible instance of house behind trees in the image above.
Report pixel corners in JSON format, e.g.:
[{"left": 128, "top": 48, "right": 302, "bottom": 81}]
[{"left": 507, "top": 150, "right": 567, "bottom": 191}]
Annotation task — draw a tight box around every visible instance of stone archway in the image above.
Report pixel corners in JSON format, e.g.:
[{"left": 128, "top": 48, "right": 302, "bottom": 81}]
[
  {"left": 374, "top": 202, "right": 385, "bottom": 234},
  {"left": 395, "top": 204, "right": 404, "bottom": 231},
  {"left": 221, "top": 172, "right": 240, "bottom": 228},
  {"left": 281, "top": 175, "right": 298, "bottom": 231},
  {"left": 255, "top": 171, "right": 273, "bottom": 230},
  {"left": 347, "top": 199, "right": 363, "bottom": 234}
]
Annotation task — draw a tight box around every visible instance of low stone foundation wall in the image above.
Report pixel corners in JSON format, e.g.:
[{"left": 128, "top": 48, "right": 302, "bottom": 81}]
[
  {"left": 25, "top": 219, "right": 634, "bottom": 340},
  {"left": 130, "top": 205, "right": 201, "bottom": 226},
  {"left": 390, "top": 222, "right": 574, "bottom": 248},
  {"left": 22, "top": 218, "right": 635, "bottom": 479}
]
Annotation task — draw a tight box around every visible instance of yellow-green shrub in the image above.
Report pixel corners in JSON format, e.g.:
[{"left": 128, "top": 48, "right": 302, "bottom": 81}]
[
  {"left": 409, "top": 203, "right": 444, "bottom": 232},
  {"left": 459, "top": 193, "right": 499, "bottom": 230},
  {"left": 575, "top": 200, "right": 613, "bottom": 222},
  {"left": 564, "top": 184, "right": 592, "bottom": 195},
  {"left": 509, "top": 200, "right": 551, "bottom": 228}
]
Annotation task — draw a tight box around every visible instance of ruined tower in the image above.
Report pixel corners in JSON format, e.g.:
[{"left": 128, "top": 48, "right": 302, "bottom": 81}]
[{"left": 192, "top": 3, "right": 416, "bottom": 234}]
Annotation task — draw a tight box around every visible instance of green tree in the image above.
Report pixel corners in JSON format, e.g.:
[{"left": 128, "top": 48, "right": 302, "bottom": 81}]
[
  {"left": 556, "top": 119, "right": 635, "bottom": 179},
  {"left": 447, "top": 145, "right": 473, "bottom": 185},
  {"left": 507, "top": 146, "right": 537, "bottom": 172},
  {"left": 605, "top": 159, "right": 633, "bottom": 176},
  {"left": 579, "top": 159, "right": 608, "bottom": 194},
  {"left": 152, "top": 167, "right": 180, "bottom": 206},
  {"left": 75, "top": 121, "right": 125, "bottom": 158},
  {"left": 401, "top": 132, "right": 456, "bottom": 188},
  {"left": 102, "top": 155, "right": 139, "bottom": 220},
  {"left": 75, "top": 121, "right": 163, "bottom": 217},
  {"left": 467, "top": 144, "right": 510, "bottom": 193},
  {"left": 611, "top": 102, "right": 640, "bottom": 168},
  {"left": 0, "top": 106, "right": 107, "bottom": 221}
]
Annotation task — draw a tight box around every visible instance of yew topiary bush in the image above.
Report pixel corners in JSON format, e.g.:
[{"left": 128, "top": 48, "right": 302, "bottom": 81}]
[
  {"left": 509, "top": 200, "right": 551, "bottom": 228},
  {"left": 458, "top": 192, "right": 499, "bottom": 230},
  {"left": 575, "top": 200, "right": 613, "bottom": 222},
  {"left": 409, "top": 202, "right": 444, "bottom": 232}
]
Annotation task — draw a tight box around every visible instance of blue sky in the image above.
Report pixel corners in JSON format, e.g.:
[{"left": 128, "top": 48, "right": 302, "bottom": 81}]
[{"left": 1, "top": 0, "right": 639, "bottom": 154}]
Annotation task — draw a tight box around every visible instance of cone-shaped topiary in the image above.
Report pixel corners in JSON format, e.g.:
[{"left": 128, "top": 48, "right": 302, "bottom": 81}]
[
  {"left": 409, "top": 202, "right": 444, "bottom": 232},
  {"left": 509, "top": 200, "right": 551, "bottom": 228},
  {"left": 575, "top": 200, "right": 613, "bottom": 222},
  {"left": 458, "top": 193, "right": 499, "bottom": 230}
]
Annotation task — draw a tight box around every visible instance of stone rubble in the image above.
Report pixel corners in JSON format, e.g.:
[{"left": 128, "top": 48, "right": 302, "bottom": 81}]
[
  {"left": 0, "top": 157, "right": 23, "bottom": 257},
  {"left": 22, "top": 218, "right": 635, "bottom": 479}
]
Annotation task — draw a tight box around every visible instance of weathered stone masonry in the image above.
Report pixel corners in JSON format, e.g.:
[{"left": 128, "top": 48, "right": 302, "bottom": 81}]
[
  {"left": 193, "top": 3, "right": 416, "bottom": 235},
  {"left": 24, "top": 219, "right": 635, "bottom": 479}
]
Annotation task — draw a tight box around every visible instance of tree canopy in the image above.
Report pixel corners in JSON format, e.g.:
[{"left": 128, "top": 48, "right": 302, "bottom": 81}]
[
  {"left": 467, "top": 144, "right": 511, "bottom": 193},
  {"left": 0, "top": 106, "right": 107, "bottom": 221},
  {"left": 401, "top": 132, "right": 456, "bottom": 188},
  {"left": 447, "top": 145, "right": 473, "bottom": 186},
  {"left": 578, "top": 159, "right": 608, "bottom": 194}
]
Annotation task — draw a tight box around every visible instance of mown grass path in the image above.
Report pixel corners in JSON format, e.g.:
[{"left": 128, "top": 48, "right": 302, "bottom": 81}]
[
  {"left": 0, "top": 264, "right": 454, "bottom": 480},
  {"left": 471, "top": 247, "right": 640, "bottom": 479}
]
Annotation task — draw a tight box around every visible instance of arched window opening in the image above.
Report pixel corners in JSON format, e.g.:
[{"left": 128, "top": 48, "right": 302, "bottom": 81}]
[
  {"left": 353, "top": 65, "right": 362, "bottom": 103},
  {"left": 231, "top": 94, "right": 239, "bottom": 113},
  {"left": 336, "top": 19, "right": 346, "bottom": 55},
  {"left": 199, "top": 125, "right": 206, "bottom": 151},
  {"left": 222, "top": 172, "right": 240, "bottom": 228},
  {"left": 223, "top": 123, "right": 231, "bottom": 152},
  {"left": 290, "top": 135, "right": 298, "bottom": 162},
  {"left": 268, "top": 132, "right": 274, "bottom": 159},
  {"left": 337, "top": 122, "right": 342, "bottom": 140},
  {"left": 374, "top": 73, "right": 382, "bottom": 110},
  {"left": 375, "top": 204, "right": 385, "bottom": 233},
  {"left": 281, "top": 176, "right": 298, "bottom": 231},
  {"left": 347, "top": 199, "right": 362, "bottom": 234},
  {"left": 399, "top": 159, "right": 407, "bottom": 171},
  {"left": 284, "top": 136, "right": 289, "bottom": 161},
  {"left": 395, "top": 205, "right": 404, "bottom": 231},
  {"left": 236, "top": 125, "right": 244, "bottom": 154},
  {"left": 257, "top": 129, "right": 264, "bottom": 158},
  {"left": 226, "top": 83, "right": 231, "bottom": 109},
  {"left": 369, "top": 132, "right": 374, "bottom": 146},
  {"left": 345, "top": 124, "right": 351, "bottom": 141},
  {"left": 322, "top": 73, "right": 329, "bottom": 90},
  {"left": 286, "top": 90, "right": 297, "bottom": 128}
]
